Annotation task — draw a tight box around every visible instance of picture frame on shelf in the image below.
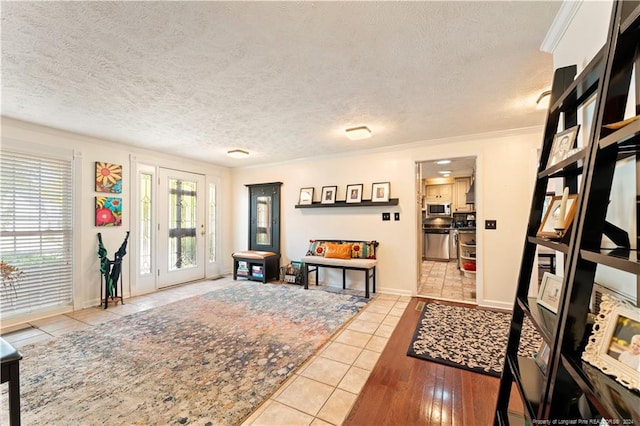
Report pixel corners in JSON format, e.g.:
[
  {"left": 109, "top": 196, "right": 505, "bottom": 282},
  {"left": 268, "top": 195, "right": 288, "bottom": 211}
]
[
  {"left": 546, "top": 125, "right": 580, "bottom": 168},
  {"left": 537, "top": 272, "right": 563, "bottom": 313},
  {"left": 371, "top": 182, "right": 390, "bottom": 203},
  {"left": 346, "top": 184, "right": 363, "bottom": 204},
  {"left": 298, "top": 187, "right": 314, "bottom": 205},
  {"left": 320, "top": 186, "right": 337, "bottom": 204},
  {"left": 582, "top": 293, "right": 640, "bottom": 392},
  {"left": 537, "top": 304, "right": 557, "bottom": 332},
  {"left": 536, "top": 193, "right": 578, "bottom": 238},
  {"left": 535, "top": 342, "right": 551, "bottom": 374}
]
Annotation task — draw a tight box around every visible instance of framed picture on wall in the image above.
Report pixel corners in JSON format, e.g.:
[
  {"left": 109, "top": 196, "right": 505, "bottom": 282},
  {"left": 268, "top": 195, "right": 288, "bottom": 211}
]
[
  {"left": 95, "top": 162, "right": 123, "bottom": 193},
  {"left": 371, "top": 182, "right": 390, "bottom": 202},
  {"left": 95, "top": 196, "right": 122, "bottom": 227},
  {"left": 321, "top": 186, "right": 337, "bottom": 204},
  {"left": 346, "top": 184, "right": 363, "bottom": 203},
  {"left": 298, "top": 187, "right": 314, "bottom": 205}
]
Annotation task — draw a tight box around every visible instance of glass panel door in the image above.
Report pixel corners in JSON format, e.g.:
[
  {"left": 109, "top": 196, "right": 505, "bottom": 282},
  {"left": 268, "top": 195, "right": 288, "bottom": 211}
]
[{"left": 158, "top": 168, "right": 205, "bottom": 288}]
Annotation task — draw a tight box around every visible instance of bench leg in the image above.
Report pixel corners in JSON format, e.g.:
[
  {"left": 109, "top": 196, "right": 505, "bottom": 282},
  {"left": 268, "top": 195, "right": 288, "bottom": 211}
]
[
  {"left": 8, "top": 361, "right": 21, "bottom": 426},
  {"left": 364, "top": 270, "right": 370, "bottom": 299},
  {"left": 233, "top": 260, "right": 238, "bottom": 280},
  {"left": 373, "top": 266, "right": 376, "bottom": 294},
  {"left": 342, "top": 269, "right": 346, "bottom": 289},
  {"left": 304, "top": 264, "right": 309, "bottom": 289}
]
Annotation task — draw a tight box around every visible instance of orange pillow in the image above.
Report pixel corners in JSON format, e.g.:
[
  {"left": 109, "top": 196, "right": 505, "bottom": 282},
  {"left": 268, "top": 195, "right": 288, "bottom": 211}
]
[{"left": 324, "top": 243, "right": 353, "bottom": 259}]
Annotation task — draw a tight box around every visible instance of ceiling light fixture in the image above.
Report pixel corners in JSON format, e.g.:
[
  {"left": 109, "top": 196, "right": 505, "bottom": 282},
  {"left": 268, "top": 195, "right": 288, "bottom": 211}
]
[
  {"left": 345, "top": 126, "right": 372, "bottom": 140},
  {"left": 536, "top": 90, "right": 551, "bottom": 110},
  {"left": 227, "top": 149, "right": 250, "bottom": 159},
  {"left": 436, "top": 160, "right": 451, "bottom": 165},
  {"left": 438, "top": 170, "right": 451, "bottom": 175}
]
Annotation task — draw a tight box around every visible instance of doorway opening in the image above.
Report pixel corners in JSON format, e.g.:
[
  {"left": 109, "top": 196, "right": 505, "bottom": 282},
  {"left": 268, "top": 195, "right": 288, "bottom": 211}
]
[{"left": 417, "top": 156, "right": 477, "bottom": 303}]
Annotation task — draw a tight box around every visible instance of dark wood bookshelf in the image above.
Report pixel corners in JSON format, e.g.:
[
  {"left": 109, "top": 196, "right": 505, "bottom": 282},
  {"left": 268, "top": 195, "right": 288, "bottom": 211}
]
[{"left": 494, "top": 2, "right": 640, "bottom": 423}]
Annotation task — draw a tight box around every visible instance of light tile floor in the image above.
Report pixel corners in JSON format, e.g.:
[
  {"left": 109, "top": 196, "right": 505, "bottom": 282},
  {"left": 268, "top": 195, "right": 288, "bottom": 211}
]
[
  {"left": 1, "top": 277, "right": 409, "bottom": 426},
  {"left": 417, "top": 260, "right": 476, "bottom": 303}
]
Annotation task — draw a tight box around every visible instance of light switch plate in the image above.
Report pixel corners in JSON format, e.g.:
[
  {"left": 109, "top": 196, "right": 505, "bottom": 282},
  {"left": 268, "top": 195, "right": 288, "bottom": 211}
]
[
  {"left": 382, "top": 212, "right": 390, "bottom": 221},
  {"left": 394, "top": 212, "right": 400, "bottom": 221},
  {"left": 486, "top": 220, "right": 497, "bottom": 230}
]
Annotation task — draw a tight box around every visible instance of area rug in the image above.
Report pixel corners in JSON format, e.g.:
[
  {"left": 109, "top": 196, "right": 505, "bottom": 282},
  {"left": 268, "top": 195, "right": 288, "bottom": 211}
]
[
  {"left": 407, "top": 301, "right": 541, "bottom": 377},
  {"left": 3, "top": 282, "right": 368, "bottom": 425}
]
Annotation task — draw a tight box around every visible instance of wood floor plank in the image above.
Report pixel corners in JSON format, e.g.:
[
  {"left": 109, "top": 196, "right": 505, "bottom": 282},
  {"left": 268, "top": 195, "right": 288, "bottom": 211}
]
[{"left": 344, "top": 297, "right": 517, "bottom": 426}]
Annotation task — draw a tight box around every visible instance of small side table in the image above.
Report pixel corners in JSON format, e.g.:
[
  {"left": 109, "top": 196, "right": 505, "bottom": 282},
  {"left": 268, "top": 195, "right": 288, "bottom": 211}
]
[{"left": 1, "top": 337, "right": 23, "bottom": 426}]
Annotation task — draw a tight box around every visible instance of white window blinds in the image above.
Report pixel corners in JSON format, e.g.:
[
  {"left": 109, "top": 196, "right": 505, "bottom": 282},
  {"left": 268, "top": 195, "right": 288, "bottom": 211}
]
[{"left": 0, "top": 149, "right": 73, "bottom": 319}]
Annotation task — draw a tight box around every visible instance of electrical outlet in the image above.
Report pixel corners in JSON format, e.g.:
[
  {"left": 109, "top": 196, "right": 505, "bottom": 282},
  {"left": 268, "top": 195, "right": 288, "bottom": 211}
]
[
  {"left": 382, "top": 212, "right": 390, "bottom": 221},
  {"left": 394, "top": 212, "right": 400, "bottom": 221},
  {"left": 485, "top": 220, "right": 497, "bottom": 230}
]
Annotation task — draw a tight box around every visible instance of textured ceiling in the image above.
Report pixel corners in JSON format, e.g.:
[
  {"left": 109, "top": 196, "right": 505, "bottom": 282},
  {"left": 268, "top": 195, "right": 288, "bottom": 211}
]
[{"left": 1, "top": 1, "right": 561, "bottom": 168}]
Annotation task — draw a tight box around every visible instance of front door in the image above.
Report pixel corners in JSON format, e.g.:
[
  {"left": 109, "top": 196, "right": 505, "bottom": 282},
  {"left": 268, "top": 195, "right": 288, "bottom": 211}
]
[{"left": 157, "top": 168, "right": 205, "bottom": 288}]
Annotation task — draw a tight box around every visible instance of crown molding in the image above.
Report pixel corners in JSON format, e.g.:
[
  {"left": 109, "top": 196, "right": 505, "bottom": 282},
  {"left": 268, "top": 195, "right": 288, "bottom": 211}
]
[{"left": 540, "top": 0, "right": 583, "bottom": 53}]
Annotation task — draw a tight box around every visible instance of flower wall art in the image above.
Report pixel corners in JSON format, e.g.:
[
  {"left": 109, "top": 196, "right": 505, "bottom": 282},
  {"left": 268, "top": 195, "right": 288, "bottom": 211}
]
[
  {"left": 96, "top": 162, "right": 122, "bottom": 193},
  {"left": 95, "top": 196, "right": 122, "bottom": 227}
]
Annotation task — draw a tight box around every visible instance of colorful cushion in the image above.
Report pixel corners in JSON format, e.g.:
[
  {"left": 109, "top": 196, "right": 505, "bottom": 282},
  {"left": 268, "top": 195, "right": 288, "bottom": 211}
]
[
  {"left": 350, "top": 241, "right": 377, "bottom": 259},
  {"left": 324, "top": 243, "right": 353, "bottom": 259},
  {"left": 307, "top": 240, "right": 327, "bottom": 256},
  {"left": 307, "top": 240, "right": 377, "bottom": 259}
]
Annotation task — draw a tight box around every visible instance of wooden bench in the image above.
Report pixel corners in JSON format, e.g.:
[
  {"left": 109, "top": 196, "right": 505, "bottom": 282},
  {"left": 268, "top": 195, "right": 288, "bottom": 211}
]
[{"left": 301, "top": 240, "right": 378, "bottom": 298}]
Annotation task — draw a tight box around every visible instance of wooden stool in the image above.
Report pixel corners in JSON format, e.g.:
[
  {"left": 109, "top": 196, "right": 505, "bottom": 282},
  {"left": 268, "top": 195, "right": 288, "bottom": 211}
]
[
  {"left": 1, "top": 337, "right": 23, "bottom": 426},
  {"left": 232, "top": 250, "right": 280, "bottom": 283}
]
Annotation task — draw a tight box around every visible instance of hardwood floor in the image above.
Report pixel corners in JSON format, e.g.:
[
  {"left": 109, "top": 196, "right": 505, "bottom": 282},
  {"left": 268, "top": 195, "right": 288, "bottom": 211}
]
[{"left": 344, "top": 297, "right": 523, "bottom": 426}]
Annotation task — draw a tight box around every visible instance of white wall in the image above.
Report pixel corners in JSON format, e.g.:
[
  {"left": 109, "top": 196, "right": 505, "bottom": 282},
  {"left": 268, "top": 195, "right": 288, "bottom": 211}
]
[
  {"left": 550, "top": 1, "right": 612, "bottom": 71},
  {"left": 232, "top": 128, "right": 541, "bottom": 309},
  {"left": 1, "top": 117, "right": 233, "bottom": 314},
  {"left": 550, "top": 0, "right": 637, "bottom": 302}
]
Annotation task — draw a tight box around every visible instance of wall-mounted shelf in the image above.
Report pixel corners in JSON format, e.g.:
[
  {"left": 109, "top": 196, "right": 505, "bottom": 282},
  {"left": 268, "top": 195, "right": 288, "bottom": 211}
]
[{"left": 295, "top": 198, "right": 399, "bottom": 208}]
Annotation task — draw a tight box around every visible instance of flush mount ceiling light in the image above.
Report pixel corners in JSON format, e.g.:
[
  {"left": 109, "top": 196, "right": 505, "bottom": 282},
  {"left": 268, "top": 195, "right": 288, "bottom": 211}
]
[
  {"left": 436, "top": 160, "right": 451, "bottom": 165},
  {"left": 345, "top": 126, "right": 372, "bottom": 140},
  {"left": 438, "top": 170, "right": 452, "bottom": 175},
  {"left": 536, "top": 90, "right": 552, "bottom": 110},
  {"left": 227, "top": 149, "right": 250, "bottom": 159}
]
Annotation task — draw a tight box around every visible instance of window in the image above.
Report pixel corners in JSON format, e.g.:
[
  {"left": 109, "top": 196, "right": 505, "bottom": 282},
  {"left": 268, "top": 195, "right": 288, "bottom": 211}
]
[
  {"left": 0, "top": 149, "right": 73, "bottom": 319},
  {"left": 208, "top": 184, "right": 216, "bottom": 262},
  {"left": 139, "top": 172, "right": 152, "bottom": 275}
]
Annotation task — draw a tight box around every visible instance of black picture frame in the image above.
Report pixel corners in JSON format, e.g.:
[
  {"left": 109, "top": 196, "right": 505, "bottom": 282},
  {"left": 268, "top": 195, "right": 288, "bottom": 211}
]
[
  {"left": 546, "top": 125, "right": 580, "bottom": 168},
  {"left": 321, "top": 186, "right": 337, "bottom": 204},
  {"left": 298, "top": 187, "right": 314, "bottom": 205},
  {"left": 371, "top": 182, "right": 390, "bottom": 203},
  {"left": 345, "top": 184, "right": 363, "bottom": 203}
]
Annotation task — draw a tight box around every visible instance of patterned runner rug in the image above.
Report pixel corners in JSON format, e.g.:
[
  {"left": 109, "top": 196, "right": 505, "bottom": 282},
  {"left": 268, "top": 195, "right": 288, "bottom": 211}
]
[
  {"left": 407, "top": 301, "right": 541, "bottom": 377},
  {"left": 4, "top": 282, "right": 368, "bottom": 425}
]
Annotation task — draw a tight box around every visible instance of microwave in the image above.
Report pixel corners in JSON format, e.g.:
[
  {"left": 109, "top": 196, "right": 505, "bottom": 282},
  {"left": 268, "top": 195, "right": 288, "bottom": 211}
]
[{"left": 427, "top": 203, "right": 451, "bottom": 217}]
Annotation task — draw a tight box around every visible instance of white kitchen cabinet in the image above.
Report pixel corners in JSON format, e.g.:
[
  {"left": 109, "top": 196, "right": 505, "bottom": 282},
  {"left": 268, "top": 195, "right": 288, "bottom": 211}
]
[
  {"left": 453, "top": 177, "right": 472, "bottom": 212},
  {"left": 424, "top": 184, "right": 452, "bottom": 203}
]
